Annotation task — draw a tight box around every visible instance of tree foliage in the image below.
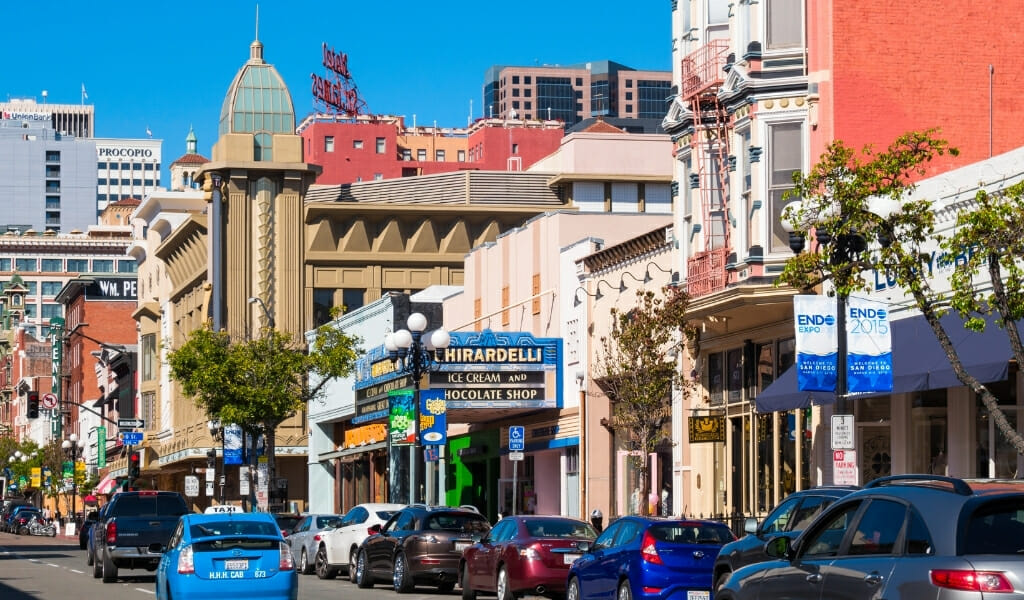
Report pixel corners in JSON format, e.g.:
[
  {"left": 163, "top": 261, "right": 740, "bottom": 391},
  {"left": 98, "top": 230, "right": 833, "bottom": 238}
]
[
  {"left": 780, "top": 129, "right": 1024, "bottom": 454},
  {"left": 594, "top": 286, "right": 694, "bottom": 515}
]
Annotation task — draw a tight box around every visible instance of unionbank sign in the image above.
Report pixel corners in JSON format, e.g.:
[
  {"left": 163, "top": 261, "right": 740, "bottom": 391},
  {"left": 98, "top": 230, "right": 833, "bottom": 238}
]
[{"left": 794, "top": 295, "right": 893, "bottom": 394}]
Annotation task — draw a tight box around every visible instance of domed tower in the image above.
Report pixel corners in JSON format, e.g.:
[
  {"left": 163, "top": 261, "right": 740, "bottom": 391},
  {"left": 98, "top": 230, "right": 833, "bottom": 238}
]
[
  {"left": 168, "top": 126, "right": 209, "bottom": 191},
  {"left": 197, "top": 36, "right": 321, "bottom": 337}
]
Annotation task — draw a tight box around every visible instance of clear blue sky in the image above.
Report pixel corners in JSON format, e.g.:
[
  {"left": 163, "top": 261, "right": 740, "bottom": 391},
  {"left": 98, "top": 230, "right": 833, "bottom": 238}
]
[{"left": 0, "top": 1, "right": 670, "bottom": 183}]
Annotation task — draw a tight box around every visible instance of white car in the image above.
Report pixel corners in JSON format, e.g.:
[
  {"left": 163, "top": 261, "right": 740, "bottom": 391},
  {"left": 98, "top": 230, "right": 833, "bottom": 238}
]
[{"left": 314, "top": 502, "right": 404, "bottom": 580}]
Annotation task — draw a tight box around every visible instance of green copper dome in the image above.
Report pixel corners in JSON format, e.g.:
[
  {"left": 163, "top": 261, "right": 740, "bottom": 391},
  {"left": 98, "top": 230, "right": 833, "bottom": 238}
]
[{"left": 218, "top": 39, "right": 296, "bottom": 161}]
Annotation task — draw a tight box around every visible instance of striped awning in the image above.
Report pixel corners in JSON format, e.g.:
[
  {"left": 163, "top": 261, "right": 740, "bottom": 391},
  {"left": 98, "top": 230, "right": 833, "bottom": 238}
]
[{"left": 94, "top": 473, "right": 119, "bottom": 495}]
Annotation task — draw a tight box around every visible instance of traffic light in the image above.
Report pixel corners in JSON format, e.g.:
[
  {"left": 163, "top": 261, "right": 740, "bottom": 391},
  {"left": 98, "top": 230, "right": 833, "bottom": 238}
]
[
  {"left": 206, "top": 449, "right": 216, "bottom": 469},
  {"left": 26, "top": 392, "right": 39, "bottom": 419},
  {"left": 128, "top": 450, "right": 141, "bottom": 479}
]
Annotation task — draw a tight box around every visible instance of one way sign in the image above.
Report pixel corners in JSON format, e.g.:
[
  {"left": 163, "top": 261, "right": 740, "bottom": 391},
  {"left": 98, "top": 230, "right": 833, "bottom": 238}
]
[{"left": 118, "top": 418, "right": 145, "bottom": 429}]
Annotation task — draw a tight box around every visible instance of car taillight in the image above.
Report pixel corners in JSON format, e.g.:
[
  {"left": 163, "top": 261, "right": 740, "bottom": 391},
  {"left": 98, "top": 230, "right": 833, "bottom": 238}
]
[
  {"left": 279, "top": 541, "right": 295, "bottom": 571},
  {"left": 281, "top": 530, "right": 288, "bottom": 537},
  {"left": 177, "top": 545, "right": 194, "bottom": 574},
  {"left": 640, "top": 531, "right": 663, "bottom": 565},
  {"left": 931, "top": 570, "right": 1013, "bottom": 592},
  {"left": 368, "top": 527, "right": 377, "bottom": 536},
  {"left": 314, "top": 534, "right": 322, "bottom": 542},
  {"left": 518, "top": 545, "right": 541, "bottom": 560},
  {"left": 106, "top": 521, "right": 117, "bottom": 545}
]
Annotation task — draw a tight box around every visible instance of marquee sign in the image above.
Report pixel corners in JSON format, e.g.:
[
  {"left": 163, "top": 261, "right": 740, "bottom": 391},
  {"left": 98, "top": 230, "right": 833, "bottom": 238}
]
[{"left": 311, "top": 42, "right": 366, "bottom": 115}]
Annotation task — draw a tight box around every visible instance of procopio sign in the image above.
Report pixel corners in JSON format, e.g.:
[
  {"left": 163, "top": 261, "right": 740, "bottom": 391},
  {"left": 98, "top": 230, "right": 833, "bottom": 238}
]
[{"left": 97, "top": 147, "right": 154, "bottom": 158}]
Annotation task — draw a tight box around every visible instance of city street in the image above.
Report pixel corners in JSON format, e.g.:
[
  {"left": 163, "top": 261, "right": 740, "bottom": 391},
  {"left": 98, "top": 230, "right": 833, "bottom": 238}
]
[{"left": 0, "top": 532, "right": 463, "bottom": 600}]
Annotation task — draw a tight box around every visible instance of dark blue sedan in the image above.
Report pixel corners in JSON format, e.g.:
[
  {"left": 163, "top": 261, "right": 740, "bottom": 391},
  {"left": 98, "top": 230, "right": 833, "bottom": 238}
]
[
  {"left": 155, "top": 511, "right": 297, "bottom": 600},
  {"left": 566, "top": 517, "right": 735, "bottom": 600}
]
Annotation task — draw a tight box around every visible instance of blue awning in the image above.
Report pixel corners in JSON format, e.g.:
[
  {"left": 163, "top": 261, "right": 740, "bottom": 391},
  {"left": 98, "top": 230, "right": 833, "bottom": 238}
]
[{"left": 755, "top": 313, "right": 1017, "bottom": 413}]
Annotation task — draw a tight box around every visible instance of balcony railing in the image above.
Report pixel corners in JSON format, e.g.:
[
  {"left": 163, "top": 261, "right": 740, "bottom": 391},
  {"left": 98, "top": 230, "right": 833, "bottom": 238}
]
[
  {"left": 680, "top": 40, "right": 730, "bottom": 99},
  {"left": 687, "top": 248, "right": 730, "bottom": 298}
]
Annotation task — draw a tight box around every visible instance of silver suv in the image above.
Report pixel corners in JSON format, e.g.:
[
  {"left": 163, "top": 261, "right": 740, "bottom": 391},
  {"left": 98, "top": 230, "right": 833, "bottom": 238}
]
[{"left": 716, "top": 475, "right": 1024, "bottom": 599}]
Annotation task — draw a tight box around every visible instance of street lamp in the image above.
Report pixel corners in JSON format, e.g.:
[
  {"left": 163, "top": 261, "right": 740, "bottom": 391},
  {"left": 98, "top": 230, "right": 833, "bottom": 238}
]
[
  {"left": 248, "top": 296, "right": 275, "bottom": 329},
  {"left": 62, "top": 433, "right": 82, "bottom": 526},
  {"left": 384, "top": 312, "right": 450, "bottom": 505},
  {"left": 207, "top": 419, "right": 227, "bottom": 504}
]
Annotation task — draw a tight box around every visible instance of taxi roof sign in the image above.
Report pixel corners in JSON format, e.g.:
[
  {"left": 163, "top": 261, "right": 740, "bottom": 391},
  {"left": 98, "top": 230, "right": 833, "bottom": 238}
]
[{"left": 204, "top": 505, "right": 243, "bottom": 514}]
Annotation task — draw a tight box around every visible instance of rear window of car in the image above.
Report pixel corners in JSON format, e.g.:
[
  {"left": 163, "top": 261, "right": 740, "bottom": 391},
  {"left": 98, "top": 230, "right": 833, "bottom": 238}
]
[
  {"left": 425, "top": 512, "right": 491, "bottom": 532},
  {"left": 193, "top": 538, "right": 279, "bottom": 551},
  {"left": 316, "top": 516, "right": 341, "bottom": 528},
  {"left": 376, "top": 510, "right": 398, "bottom": 521},
  {"left": 275, "top": 516, "right": 301, "bottom": 530},
  {"left": 964, "top": 501, "right": 1024, "bottom": 554},
  {"left": 524, "top": 519, "right": 598, "bottom": 539},
  {"left": 191, "top": 520, "right": 281, "bottom": 539},
  {"left": 112, "top": 494, "right": 189, "bottom": 517},
  {"left": 649, "top": 523, "right": 735, "bottom": 545}
]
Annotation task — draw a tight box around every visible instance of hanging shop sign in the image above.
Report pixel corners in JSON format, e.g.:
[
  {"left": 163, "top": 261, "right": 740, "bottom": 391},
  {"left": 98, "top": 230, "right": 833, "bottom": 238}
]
[
  {"left": 389, "top": 390, "right": 415, "bottom": 446},
  {"left": 688, "top": 416, "right": 726, "bottom": 443},
  {"left": 344, "top": 423, "right": 387, "bottom": 448},
  {"left": 419, "top": 389, "right": 446, "bottom": 446}
]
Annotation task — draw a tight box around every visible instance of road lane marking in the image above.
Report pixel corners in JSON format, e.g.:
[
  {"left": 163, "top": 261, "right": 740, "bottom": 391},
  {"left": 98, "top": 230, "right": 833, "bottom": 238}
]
[
  {"left": 70, "top": 569, "right": 84, "bottom": 574},
  {"left": 46, "top": 562, "right": 59, "bottom": 567},
  {"left": 136, "top": 588, "right": 155, "bottom": 594}
]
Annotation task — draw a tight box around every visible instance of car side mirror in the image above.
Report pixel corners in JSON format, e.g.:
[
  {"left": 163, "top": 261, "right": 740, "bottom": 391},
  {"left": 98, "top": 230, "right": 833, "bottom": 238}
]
[
  {"left": 744, "top": 517, "right": 758, "bottom": 535},
  {"left": 148, "top": 543, "right": 165, "bottom": 554},
  {"left": 764, "top": 536, "right": 792, "bottom": 560},
  {"left": 576, "top": 540, "right": 592, "bottom": 553}
]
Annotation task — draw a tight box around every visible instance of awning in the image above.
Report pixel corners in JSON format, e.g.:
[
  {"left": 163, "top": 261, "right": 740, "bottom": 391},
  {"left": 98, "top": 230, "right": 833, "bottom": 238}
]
[
  {"left": 756, "top": 313, "right": 1017, "bottom": 413},
  {"left": 317, "top": 441, "right": 387, "bottom": 463},
  {"left": 94, "top": 473, "right": 119, "bottom": 495}
]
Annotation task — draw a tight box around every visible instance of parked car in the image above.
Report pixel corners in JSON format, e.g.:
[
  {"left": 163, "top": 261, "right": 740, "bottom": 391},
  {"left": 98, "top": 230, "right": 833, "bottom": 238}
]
[
  {"left": 1, "top": 500, "right": 33, "bottom": 531},
  {"left": 91, "top": 490, "right": 191, "bottom": 583},
  {"left": 273, "top": 513, "right": 302, "bottom": 538},
  {"left": 353, "top": 505, "right": 492, "bottom": 592},
  {"left": 712, "top": 486, "right": 858, "bottom": 591},
  {"left": 80, "top": 509, "right": 101, "bottom": 549},
  {"left": 86, "top": 505, "right": 109, "bottom": 566},
  {"left": 284, "top": 513, "right": 343, "bottom": 575},
  {"left": 715, "top": 474, "right": 1024, "bottom": 600},
  {"left": 567, "top": 517, "right": 735, "bottom": 600},
  {"left": 461, "top": 515, "right": 598, "bottom": 600},
  {"left": 155, "top": 510, "right": 297, "bottom": 600},
  {"left": 10, "top": 508, "right": 42, "bottom": 534},
  {"left": 2, "top": 503, "right": 37, "bottom": 532},
  {"left": 313, "top": 502, "right": 404, "bottom": 581}
]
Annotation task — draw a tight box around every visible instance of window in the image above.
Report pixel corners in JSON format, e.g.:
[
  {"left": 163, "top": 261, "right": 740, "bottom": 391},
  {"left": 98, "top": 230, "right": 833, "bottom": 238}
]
[
  {"left": 117, "top": 260, "right": 137, "bottom": 273},
  {"left": 15, "top": 258, "right": 37, "bottom": 272},
  {"left": 417, "top": 149, "right": 426, "bottom": 161},
  {"left": 402, "top": 149, "right": 412, "bottom": 161},
  {"left": 374, "top": 173, "right": 383, "bottom": 181},
  {"left": 41, "top": 259, "right": 62, "bottom": 272},
  {"left": 45, "top": 151, "right": 60, "bottom": 162},
  {"left": 767, "top": 0, "right": 803, "bottom": 49},
  {"left": 46, "top": 197, "right": 60, "bottom": 209},
  {"left": 375, "top": 137, "right": 386, "bottom": 154},
  {"left": 435, "top": 150, "right": 445, "bottom": 162},
  {"left": 768, "top": 122, "right": 803, "bottom": 253},
  {"left": 24, "top": 303, "right": 37, "bottom": 318},
  {"left": 67, "top": 259, "right": 88, "bottom": 272},
  {"left": 708, "top": 352, "right": 724, "bottom": 405},
  {"left": 802, "top": 502, "right": 860, "bottom": 557},
  {"left": 457, "top": 150, "right": 466, "bottom": 162},
  {"left": 848, "top": 499, "right": 905, "bottom": 555},
  {"left": 324, "top": 136, "right": 335, "bottom": 152},
  {"left": 41, "top": 304, "right": 61, "bottom": 319},
  {"left": 41, "top": 281, "right": 62, "bottom": 296},
  {"left": 142, "top": 334, "right": 156, "bottom": 381},
  {"left": 511, "top": 143, "right": 519, "bottom": 155},
  {"left": 353, "top": 139, "right": 364, "bottom": 149},
  {"left": 0, "top": 258, "right": 9, "bottom": 271},
  {"left": 512, "top": 75, "right": 520, "bottom": 84},
  {"left": 626, "top": 92, "right": 633, "bottom": 101},
  {"left": 760, "top": 496, "right": 801, "bottom": 534},
  {"left": 92, "top": 259, "right": 114, "bottom": 273}
]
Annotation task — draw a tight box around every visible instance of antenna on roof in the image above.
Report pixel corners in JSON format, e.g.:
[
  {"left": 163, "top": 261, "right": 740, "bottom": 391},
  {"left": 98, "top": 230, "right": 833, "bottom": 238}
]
[{"left": 255, "top": 4, "right": 259, "bottom": 41}]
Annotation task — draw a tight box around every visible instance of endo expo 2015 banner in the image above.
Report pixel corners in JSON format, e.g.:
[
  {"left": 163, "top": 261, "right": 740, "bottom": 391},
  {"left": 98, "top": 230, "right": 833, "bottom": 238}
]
[{"left": 794, "top": 295, "right": 892, "bottom": 394}]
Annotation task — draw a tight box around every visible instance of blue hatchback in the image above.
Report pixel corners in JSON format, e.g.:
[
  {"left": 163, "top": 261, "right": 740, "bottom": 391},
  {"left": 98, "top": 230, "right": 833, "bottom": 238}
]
[
  {"left": 155, "top": 511, "right": 297, "bottom": 600},
  {"left": 566, "top": 517, "right": 735, "bottom": 600}
]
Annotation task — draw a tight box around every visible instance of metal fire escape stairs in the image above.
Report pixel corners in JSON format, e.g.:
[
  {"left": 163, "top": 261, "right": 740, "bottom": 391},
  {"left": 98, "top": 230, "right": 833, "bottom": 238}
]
[{"left": 681, "top": 40, "right": 732, "bottom": 299}]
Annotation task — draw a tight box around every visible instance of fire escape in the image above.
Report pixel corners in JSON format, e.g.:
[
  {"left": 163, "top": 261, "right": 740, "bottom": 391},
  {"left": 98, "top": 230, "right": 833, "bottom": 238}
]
[{"left": 681, "top": 40, "right": 731, "bottom": 299}]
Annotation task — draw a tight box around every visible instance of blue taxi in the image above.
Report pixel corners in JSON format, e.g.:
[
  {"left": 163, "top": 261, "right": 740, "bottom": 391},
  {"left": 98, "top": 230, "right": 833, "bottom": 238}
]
[{"left": 155, "top": 508, "right": 297, "bottom": 600}]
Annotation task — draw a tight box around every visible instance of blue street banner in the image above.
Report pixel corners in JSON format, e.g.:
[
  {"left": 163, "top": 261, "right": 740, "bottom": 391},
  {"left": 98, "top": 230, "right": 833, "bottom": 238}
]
[
  {"left": 846, "top": 296, "right": 893, "bottom": 393},
  {"left": 419, "top": 389, "right": 446, "bottom": 446},
  {"left": 223, "top": 424, "right": 243, "bottom": 465},
  {"left": 794, "top": 295, "right": 838, "bottom": 392}
]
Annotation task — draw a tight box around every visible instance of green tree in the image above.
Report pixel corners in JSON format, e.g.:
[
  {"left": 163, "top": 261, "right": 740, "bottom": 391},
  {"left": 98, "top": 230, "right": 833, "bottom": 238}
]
[
  {"left": 780, "top": 129, "right": 1024, "bottom": 455},
  {"left": 167, "top": 320, "right": 361, "bottom": 506},
  {"left": 594, "top": 286, "right": 694, "bottom": 515}
]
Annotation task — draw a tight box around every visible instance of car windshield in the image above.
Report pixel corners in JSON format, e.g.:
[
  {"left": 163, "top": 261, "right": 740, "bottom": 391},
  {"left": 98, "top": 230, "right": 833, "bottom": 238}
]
[
  {"left": 375, "top": 510, "right": 398, "bottom": 520},
  {"left": 964, "top": 501, "right": 1024, "bottom": 554},
  {"left": 424, "top": 512, "right": 491, "bottom": 532},
  {"left": 649, "top": 522, "right": 735, "bottom": 545},
  {"left": 524, "top": 519, "right": 598, "bottom": 539},
  {"left": 191, "top": 520, "right": 280, "bottom": 538},
  {"left": 113, "top": 494, "right": 189, "bottom": 517},
  {"left": 316, "top": 516, "right": 341, "bottom": 528}
]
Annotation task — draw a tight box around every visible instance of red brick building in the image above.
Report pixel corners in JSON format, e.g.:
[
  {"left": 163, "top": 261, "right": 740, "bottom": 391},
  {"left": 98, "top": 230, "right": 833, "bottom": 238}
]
[{"left": 298, "top": 114, "right": 564, "bottom": 185}]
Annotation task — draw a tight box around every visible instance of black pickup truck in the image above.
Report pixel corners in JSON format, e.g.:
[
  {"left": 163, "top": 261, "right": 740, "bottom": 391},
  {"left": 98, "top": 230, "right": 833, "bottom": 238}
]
[{"left": 89, "top": 490, "right": 190, "bottom": 583}]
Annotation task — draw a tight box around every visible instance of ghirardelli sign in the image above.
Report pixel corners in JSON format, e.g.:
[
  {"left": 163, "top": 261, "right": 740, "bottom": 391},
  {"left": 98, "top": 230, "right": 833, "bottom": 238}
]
[{"left": 85, "top": 278, "right": 138, "bottom": 301}]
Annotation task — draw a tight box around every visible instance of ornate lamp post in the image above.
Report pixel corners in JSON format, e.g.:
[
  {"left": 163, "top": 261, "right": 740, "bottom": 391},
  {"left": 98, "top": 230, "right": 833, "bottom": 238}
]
[
  {"left": 62, "top": 434, "right": 82, "bottom": 524},
  {"left": 384, "top": 312, "right": 450, "bottom": 505}
]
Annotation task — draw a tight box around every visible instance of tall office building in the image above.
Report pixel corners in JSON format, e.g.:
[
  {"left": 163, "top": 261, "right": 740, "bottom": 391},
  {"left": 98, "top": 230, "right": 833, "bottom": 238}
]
[
  {"left": 483, "top": 60, "right": 672, "bottom": 127},
  {"left": 94, "top": 138, "right": 162, "bottom": 209},
  {"left": 0, "top": 98, "right": 94, "bottom": 138}
]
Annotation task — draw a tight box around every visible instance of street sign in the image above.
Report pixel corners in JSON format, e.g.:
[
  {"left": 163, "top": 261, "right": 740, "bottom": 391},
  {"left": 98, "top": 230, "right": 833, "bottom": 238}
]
[
  {"left": 120, "top": 431, "right": 143, "bottom": 445},
  {"left": 184, "top": 475, "right": 199, "bottom": 497},
  {"left": 833, "top": 449, "right": 859, "bottom": 485},
  {"left": 509, "top": 425, "right": 525, "bottom": 452},
  {"left": 509, "top": 451, "right": 525, "bottom": 461},
  {"left": 40, "top": 393, "right": 57, "bottom": 409},
  {"left": 118, "top": 418, "right": 145, "bottom": 429},
  {"left": 831, "top": 415, "right": 855, "bottom": 450}
]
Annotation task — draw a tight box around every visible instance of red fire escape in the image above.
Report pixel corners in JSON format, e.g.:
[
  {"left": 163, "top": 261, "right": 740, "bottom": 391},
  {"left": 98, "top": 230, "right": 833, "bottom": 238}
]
[{"left": 681, "top": 40, "right": 731, "bottom": 299}]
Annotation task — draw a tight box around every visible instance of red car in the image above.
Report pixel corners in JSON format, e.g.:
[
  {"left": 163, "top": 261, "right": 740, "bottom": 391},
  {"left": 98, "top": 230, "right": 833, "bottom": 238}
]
[{"left": 461, "top": 515, "right": 598, "bottom": 600}]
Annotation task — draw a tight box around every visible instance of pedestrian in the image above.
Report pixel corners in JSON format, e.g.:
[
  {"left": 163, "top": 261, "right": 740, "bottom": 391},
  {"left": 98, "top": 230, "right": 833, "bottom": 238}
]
[
  {"left": 55, "top": 509, "right": 63, "bottom": 528},
  {"left": 590, "top": 508, "right": 604, "bottom": 533}
]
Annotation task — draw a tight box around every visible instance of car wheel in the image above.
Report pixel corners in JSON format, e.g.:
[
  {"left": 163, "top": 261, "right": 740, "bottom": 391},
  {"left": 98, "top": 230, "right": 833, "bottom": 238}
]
[
  {"left": 348, "top": 546, "right": 359, "bottom": 583},
  {"left": 299, "top": 548, "right": 311, "bottom": 575},
  {"left": 315, "top": 545, "right": 337, "bottom": 579},
  {"left": 356, "top": 549, "right": 374, "bottom": 588},
  {"left": 617, "top": 580, "right": 632, "bottom": 600},
  {"left": 393, "top": 551, "right": 414, "bottom": 593},
  {"left": 92, "top": 549, "right": 102, "bottom": 578},
  {"left": 102, "top": 550, "right": 118, "bottom": 583},
  {"left": 715, "top": 570, "right": 731, "bottom": 593},
  {"left": 462, "top": 562, "right": 477, "bottom": 600},
  {"left": 496, "top": 567, "right": 513, "bottom": 600},
  {"left": 567, "top": 577, "right": 580, "bottom": 600}
]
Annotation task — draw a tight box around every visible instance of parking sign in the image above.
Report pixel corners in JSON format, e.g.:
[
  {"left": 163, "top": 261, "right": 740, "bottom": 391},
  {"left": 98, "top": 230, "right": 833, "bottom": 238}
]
[{"left": 509, "top": 426, "right": 525, "bottom": 452}]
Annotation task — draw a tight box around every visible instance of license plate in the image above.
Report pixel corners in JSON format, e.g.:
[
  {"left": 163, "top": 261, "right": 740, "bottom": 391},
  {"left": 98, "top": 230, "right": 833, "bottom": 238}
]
[
  {"left": 454, "top": 542, "right": 470, "bottom": 552},
  {"left": 687, "top": 591, "right": 709, "bottom": 600},
  {"left": 563, "top": 553, "right": 581, "bottom": 564},
  {"left": 224, "top": 559, "right": 248, "bottom": 571}
]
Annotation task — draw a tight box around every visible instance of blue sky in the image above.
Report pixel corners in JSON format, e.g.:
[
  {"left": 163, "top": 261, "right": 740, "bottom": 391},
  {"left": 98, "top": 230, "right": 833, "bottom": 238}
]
[{"left": 0, "top": 1, "right": 671, "bottom": 183}]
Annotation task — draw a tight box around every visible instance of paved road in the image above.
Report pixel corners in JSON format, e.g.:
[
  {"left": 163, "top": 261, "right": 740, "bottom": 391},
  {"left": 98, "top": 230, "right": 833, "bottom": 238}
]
[{"left": 0, "top": 532, "right": 467, "bottom": 600}]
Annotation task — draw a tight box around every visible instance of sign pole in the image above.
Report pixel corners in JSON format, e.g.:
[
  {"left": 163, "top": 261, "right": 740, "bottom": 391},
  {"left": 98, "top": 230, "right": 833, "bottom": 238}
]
[{"left": 512, "top": 459, "right": 518, "bottom": 516}]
